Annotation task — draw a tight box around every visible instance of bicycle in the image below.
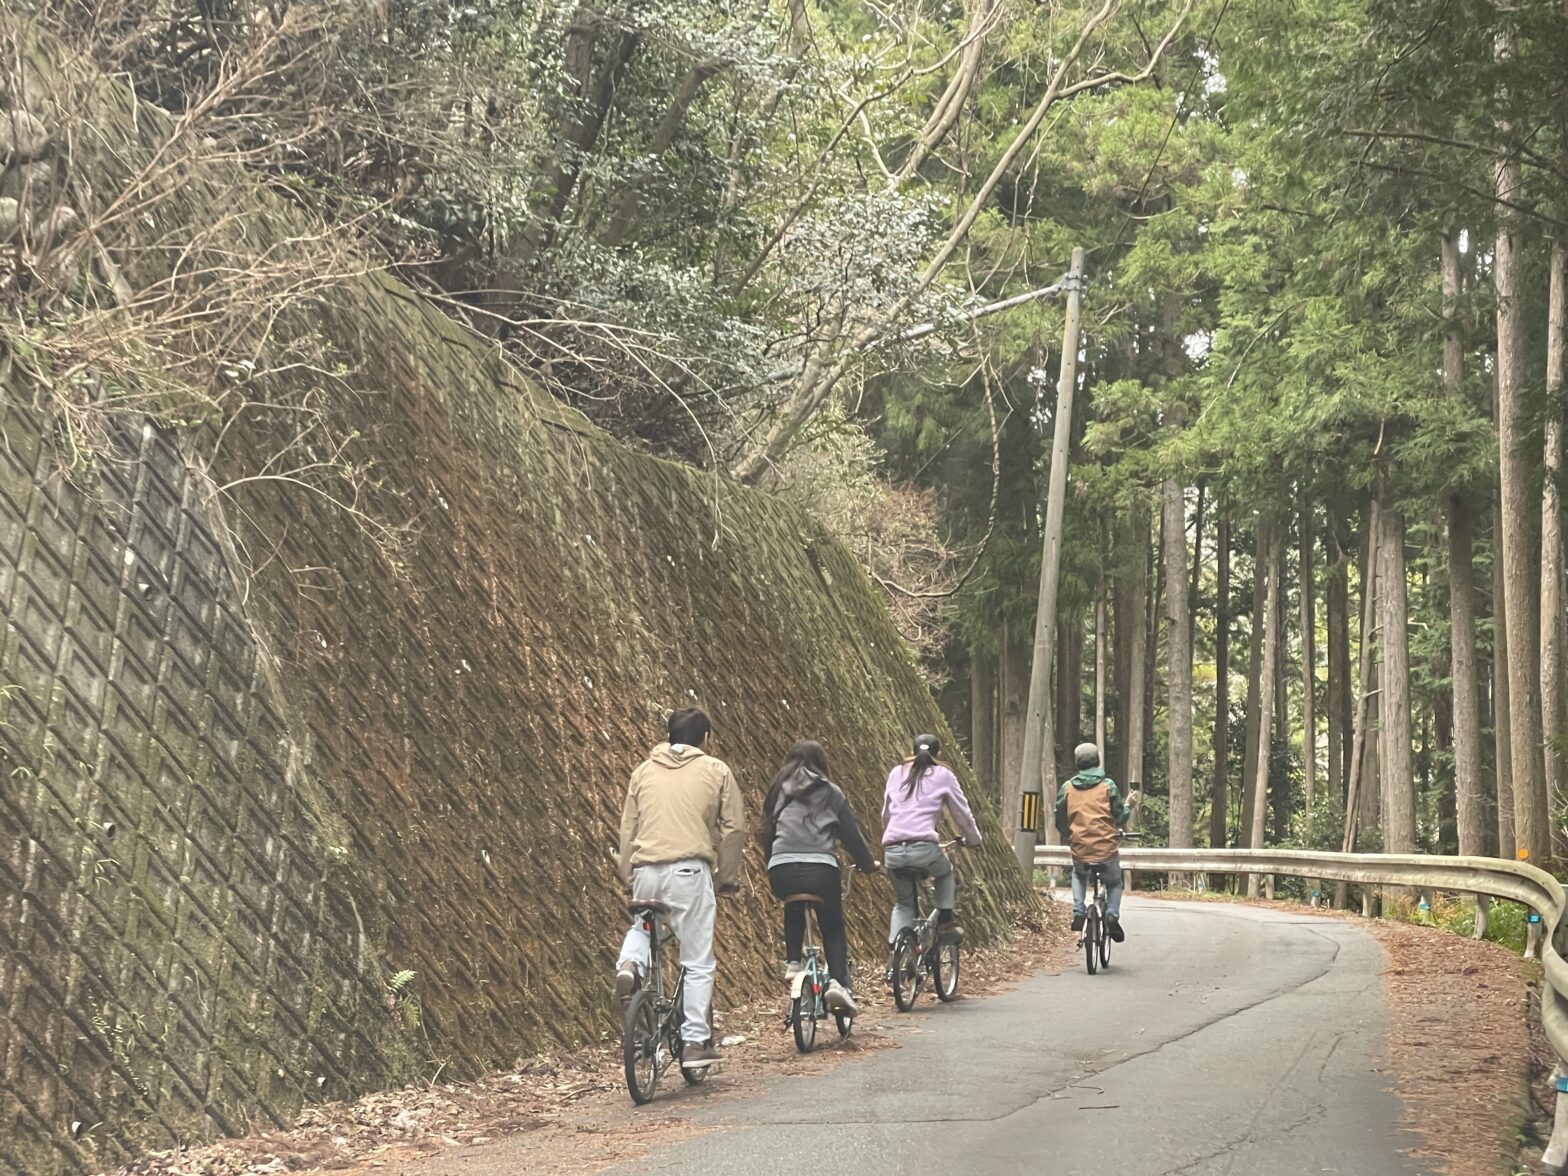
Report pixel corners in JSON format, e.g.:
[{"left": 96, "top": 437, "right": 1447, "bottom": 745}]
[
  {"left": 779, "top": 867, "right": 865, "bottom": 1052},
  {"left": 1079, "top": 831, "right": 1139, "bottom": 975},
  {"left": 621, "top": 898, "right": 711, "bottom": 1105},
  {"left": 887, "top": 839, "right": 962, "bottom": 1011}
]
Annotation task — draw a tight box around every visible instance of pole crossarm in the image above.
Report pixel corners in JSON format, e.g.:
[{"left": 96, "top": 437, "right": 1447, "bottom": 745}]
[{"left": 761, "top": 273, "right": 1073, "bottom": 383}]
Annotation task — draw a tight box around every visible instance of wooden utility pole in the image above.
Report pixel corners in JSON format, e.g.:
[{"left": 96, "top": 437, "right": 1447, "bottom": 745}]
[{"left": 1014, "top": 247, "right": 1086, "bottom": 873}]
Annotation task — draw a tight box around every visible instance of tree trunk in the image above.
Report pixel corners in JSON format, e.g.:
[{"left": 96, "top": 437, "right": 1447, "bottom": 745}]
[
  {"left": 1058, "top": 616, "right": 1084, "bottom": 771},
  {"left": 1248, "top": 523, "right": 1281, "bottom": 897},
  {"left": 1240, "top": 533, "right": 1266, "bottom": 844},
  {"left": 1191, "top": 483, "right": 1206, "bottom": 651},
  {"left": 1493, "top": 508, "right": 1518, "bottom": 856},
  {"left": 1326, "top": 513, "right": 1351, "bottom": 806},
  {"left": 1126, "top": 510, "right": 1151, "bottom": 791},
  {"left": 1343, "top": 499, "right": 1381, "bottom": 853},
  {"left": 1114, "top": 511, "right": 1151, "bottom": 792},
  {"left": 1212, "top": 516, "right": 1232, "bottom": 852},
  {"left": 1165, "top": 475, "right": 1194, "bottom": 851},
  {"left": 1448, "top": 498, "right": 1487, "bottom": 857},
  {"left": 1437, "top": 229, "right": 1486, "bottom": 859},
  {"left": 601, "top": 61, "right": 724, "bottom": 247},
  {"left": 1543, "top": 239, "right": 1568, "bottom": 861},
  {"left": 1095, "top": 570, "right": 1108, "bottom": 760},
  {"left": 1145, "top": 523, "right": 1161, "bottom": 795},
  {"left": 971, "top": 648, "right": 997, "bottom": 799},
  {"left": 488, "top": 8, "right": 640, "bottom": 320},
  {"left": 1495, "top": 23, "right": 1551, "bottom": 864},
  {"left": 1377, "top": 486, "right": 1417, "bottom": 853},
  {"left": 1300, "top": 497, "right": 1317, "bottom": 811}
]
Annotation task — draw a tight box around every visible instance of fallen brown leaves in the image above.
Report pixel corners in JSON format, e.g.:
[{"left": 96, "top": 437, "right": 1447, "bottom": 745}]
[
  {"left": 1370, "top": 919, "right": 1533, "bottom": 1176},
  {"left": 108, "top": 902, "right": 1071, "bottom": 1176}
]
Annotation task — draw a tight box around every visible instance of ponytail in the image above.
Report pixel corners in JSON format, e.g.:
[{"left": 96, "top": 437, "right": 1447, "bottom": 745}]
[{"left": 901, "top": 734, "right": 941, "bottom": 798}]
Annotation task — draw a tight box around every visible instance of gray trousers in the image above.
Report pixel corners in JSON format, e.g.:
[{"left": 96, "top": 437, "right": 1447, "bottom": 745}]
[
  {"left": 618, "top": 860, "right": 715, "bottom": 1044},
  {"left": 884, "top": 840, "right": 955, "bottom": 944}
]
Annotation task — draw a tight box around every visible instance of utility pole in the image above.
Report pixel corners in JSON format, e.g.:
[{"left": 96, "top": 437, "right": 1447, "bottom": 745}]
[{"left": 1014, "top": 247, "right": 1086, "bottom": 873}]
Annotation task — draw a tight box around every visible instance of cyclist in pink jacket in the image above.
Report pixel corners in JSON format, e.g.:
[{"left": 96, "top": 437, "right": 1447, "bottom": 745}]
[{"left": 881, "top": 733, "right": 981, "bottom": 948}]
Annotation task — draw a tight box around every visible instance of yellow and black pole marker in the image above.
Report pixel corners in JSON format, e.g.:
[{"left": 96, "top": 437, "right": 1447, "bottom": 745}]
[{"left": 1020, "top": 792, "right": 1040, "bottom": 834}]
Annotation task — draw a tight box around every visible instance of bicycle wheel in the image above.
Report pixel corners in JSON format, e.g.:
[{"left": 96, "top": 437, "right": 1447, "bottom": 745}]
[
  {"left": 1084, "top": 910, "right": 1099, "bottom": 975},
  {"left": 1097, "top": 904, "right": 1112, "bottom": 969},
  {"left": 677, "top": 1038, "right": 710, "bottom": 1085},
  {"left": 623, "top": 990, "right": 661, "bottom": 1104},
  {"left": 933, "top": 940, "right": 960, "bottom": 1001},
  {"left": 834, "top": 1008, "right": 853, "bottom": 1037},
  {"left": 791, "top": 970, "right": 820, "bottom": 1053},
  {"left": 890, "top": 932, "right": 921, "bottom": 1012}
]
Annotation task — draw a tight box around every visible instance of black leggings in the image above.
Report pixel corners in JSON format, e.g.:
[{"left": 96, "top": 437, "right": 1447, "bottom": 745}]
[{"left": 768, "top": 862, "right": 850, "bottom": 988}]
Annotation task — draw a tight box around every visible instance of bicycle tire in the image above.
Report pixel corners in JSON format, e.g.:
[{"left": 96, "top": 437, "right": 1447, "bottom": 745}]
[
  {"left": 933, "top": 940, "right": 960, "bottom": 1001},
  {"left": 890, "top": 933, "right": 920, "bottom": 1011},
  {"left": 791, "top": 985, "right": 819, "bottom": 1053},
  {"left": 1084, "top": 910, "right": 1099, "bottom": 975},
  {"left": 834, "top": 1009, "right": 853, "bottom": 1037},
  {"left": 623, "top": 990, "right": 661, "bottom": 1104},
  {"left": 1098, "top": 914, "right": 1112, "bottom": 968},
  {"left": 677, "top": 1039, "right": 710, "bottom": 1085}
]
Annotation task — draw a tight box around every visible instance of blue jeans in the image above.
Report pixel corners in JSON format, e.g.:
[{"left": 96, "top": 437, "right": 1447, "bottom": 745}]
[{"left": 1071, "top": 854, "right": 1123, "bottom": 919}]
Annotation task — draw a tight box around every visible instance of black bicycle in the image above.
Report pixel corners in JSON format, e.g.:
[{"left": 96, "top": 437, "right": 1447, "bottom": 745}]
[
  {"left": 887, "top": 839, "right": 962, "bottom": 1010},
  {"left": 1081, "top": 832, "right": 1139, "bottom": 975},
  {"left": 622, "top": 898, "right": 710, "bottom": 1104}
]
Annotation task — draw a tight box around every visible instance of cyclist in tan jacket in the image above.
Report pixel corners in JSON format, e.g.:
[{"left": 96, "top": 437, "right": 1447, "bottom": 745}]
[{"left": 614, "top": 707, "right": 745, "bottom": 1071}]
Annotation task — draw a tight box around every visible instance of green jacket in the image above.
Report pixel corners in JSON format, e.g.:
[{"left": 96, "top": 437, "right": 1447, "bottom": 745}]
[{"left": 1054, "top": 766, "right": 1128, "bottom": 862}]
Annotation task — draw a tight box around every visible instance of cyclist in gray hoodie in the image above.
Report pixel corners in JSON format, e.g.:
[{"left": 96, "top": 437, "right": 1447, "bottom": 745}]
[{"left": 755, "top": 740, "right": 878, "bottom": 1016}]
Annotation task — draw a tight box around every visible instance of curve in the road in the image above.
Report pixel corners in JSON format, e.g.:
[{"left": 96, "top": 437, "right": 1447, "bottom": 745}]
[{"left": 601, "top": 897, "right": 1430, "bottom": 1176}]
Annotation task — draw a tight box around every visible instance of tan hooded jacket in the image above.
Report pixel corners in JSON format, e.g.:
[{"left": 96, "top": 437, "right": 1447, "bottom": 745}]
[{"left": 618, "top": 742, "right": 746, "bottom": 887}]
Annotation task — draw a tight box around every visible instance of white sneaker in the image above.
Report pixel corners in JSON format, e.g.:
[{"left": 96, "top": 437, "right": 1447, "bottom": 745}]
[
  {"left": 613, "top": 964, "right": 640, "bottom": 1001},
  {"left": 824, "top": 980, "right": 857, "bottom": 1017}
]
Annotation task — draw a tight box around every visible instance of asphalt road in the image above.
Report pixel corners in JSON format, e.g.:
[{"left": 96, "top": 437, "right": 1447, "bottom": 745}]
[{"left": 601, "top": 896, "right": 1429, "bottom": 1176}]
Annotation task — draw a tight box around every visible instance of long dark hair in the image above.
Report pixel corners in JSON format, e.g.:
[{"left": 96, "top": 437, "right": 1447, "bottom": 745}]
[
  {"left": 902, "top": 733, "right": 940, "bottom": 798},
  {"left": 755, "top": 740, "right": 831, "bottom": 854}
]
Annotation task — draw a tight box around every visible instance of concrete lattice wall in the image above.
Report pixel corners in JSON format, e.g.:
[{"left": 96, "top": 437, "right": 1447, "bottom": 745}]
[{"left": 0, "top": 33, "right": 1034, "bottom": 1176}]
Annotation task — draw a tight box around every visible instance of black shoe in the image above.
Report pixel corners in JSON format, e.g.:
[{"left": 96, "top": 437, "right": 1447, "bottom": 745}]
[
  {"left": 1070, "top": 913, "right": 1085, "bottom": 932},
  {"left": 936, "top": 921, "right": 964, "bottom": 945},
  {"left": 1106, "top": 915, "right": 1126, "bottom": 942}
]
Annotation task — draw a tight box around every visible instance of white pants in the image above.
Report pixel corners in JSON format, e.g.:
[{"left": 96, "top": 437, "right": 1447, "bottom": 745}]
[{"left": 618, "top": 859, "right": 716, "bottom": 1045}]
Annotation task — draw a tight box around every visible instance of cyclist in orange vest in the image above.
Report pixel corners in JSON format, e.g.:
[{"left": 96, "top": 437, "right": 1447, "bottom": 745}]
[{"left": 1054, "top": 743, "right": 1131, "bottom": 941}]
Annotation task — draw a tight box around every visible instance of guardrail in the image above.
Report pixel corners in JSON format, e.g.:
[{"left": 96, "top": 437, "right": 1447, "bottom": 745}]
[{"left": 1034, "top": 845, "right": 1568, "bottom": 1172}]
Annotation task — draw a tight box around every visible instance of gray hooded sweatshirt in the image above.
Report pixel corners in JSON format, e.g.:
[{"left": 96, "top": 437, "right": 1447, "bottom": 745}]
[{"left": 759, "top": 769, "right": 877, "bottom": 872}]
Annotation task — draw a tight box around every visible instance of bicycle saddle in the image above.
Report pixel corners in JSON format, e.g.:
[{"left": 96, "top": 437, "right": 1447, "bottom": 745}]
[
  {"left": 780, "top": 892, "right": 826, "bottom": 906},
  {"left": 628, "top": 899, "right": 670, "bottom": 915}
]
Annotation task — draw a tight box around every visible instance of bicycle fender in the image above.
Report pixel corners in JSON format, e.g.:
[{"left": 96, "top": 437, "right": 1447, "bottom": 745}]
[{"left": 790, "top": 971, "right": 810, "bottom": 1000}]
